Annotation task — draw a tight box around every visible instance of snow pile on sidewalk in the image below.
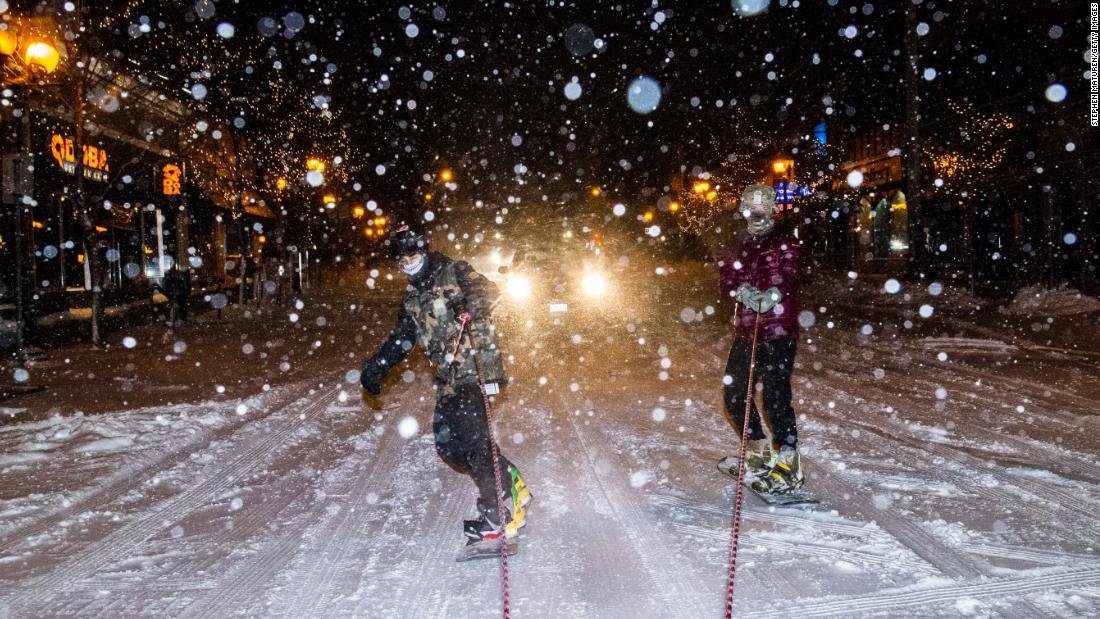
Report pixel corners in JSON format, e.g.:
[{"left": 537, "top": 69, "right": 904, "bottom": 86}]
[
  {"left": 813, "top": 271, "right": 982, "bottom": 312},
  {"left": 999, "top": 285, "right": 1100, "bottom": 316}
]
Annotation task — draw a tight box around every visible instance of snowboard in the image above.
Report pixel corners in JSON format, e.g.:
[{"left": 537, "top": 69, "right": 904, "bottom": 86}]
[
  {"left": 456, "top": 536, "right": 519, "bottom": 562},
  {"left": 716, "top": 456, "right": 819, "bottom": 507}
]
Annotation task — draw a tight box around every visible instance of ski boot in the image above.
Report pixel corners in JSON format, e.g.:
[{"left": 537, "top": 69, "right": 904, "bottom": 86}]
[
  {"left": 751, "top": 448, "right": 804, "bottom": 495},
  {"left": 504, "top": 463, "right": 532, "bottom": 537}
]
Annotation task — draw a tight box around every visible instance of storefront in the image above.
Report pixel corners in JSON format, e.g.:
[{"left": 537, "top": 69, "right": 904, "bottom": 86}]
[
  {"left": 841, "top": 154, "right": 909, "bottom": 271},
  {"left": 0, "top": 114, "right": 201, "bottom": 316}
]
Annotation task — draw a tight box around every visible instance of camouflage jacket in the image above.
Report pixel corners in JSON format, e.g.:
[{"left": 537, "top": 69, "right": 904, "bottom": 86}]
[{"left": 366, "top": 252, "right": 506, "bottom": 391}]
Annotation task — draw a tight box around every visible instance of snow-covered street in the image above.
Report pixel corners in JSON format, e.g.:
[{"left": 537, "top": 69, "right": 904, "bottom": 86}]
[{"left": 1, "top": 265, "right": 1097, "bottom": 618}]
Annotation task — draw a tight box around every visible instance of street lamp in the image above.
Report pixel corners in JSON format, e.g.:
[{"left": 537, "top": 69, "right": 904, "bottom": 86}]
[
  {"left": 23, "top": 42, "right": 60, "bottom": 75},
  {"left": 2, "top": 34, "right": 61, "bottom": 375},
  {"left": 439, "top": 168, "right": 454, "bottom": 183},
  {"left": 306, "top": 157, "right": 326, "bottom": 172}
]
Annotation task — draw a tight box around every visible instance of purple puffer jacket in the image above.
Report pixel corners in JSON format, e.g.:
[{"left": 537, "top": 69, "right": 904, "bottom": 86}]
[{"left": 719, "top": 229, "right": 802, "bottom": 342}]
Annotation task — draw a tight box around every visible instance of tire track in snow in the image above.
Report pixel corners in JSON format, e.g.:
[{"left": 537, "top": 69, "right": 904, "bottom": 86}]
[
  {"left": 960, "top": 542, "right": 1100, "bottom": 567},
  {"left": 0, "top": 377, "right": 325, "bottom": 559},
  {"left": 0, "top": 382, "right": 344, "bottom": 612},
  {"left": 737, "top": 565, "right": 1100, "bottom": 618},
  {"left": 810, "top": 379, "right": 1100, "bottom": 530},
  {"left": 802, "top": 436, "right": 1052, "bottom": 618},
  {"left": 826, "top": 328, "right": 1100, "bottom": 478},
  {"left": 801, "top": 364, "right": 1090, "bottom": 618}
]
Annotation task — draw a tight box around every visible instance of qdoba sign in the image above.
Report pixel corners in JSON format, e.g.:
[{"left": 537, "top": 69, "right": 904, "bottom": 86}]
[{"left": 49, "top": 134, "right": 110, "bottom": 182}]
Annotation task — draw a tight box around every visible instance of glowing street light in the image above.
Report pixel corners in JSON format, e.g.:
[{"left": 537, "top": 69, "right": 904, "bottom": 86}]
[
  {"left": 306, "top": 157, "right": 326, "bottom": 172},
  {"left": 590, "top": 187, "right": 602, "bottom": 197},
  {"left": 439, "top": 168, "right": 453, "bottom": 183},
  {"left": 352, "top": 205, "right": 365, "bottom": 218},
  {"left": 669, "top": 200, "right": 681, "bottom": 213},
  {"left": 275, "top": 177, "right": 287, "bottom": 191},
  {"left": 23, "top": 41, "right": 60, "bottom": 75},
  {"left": 692, "top": 180, "right": 711, "bottom": 195}
]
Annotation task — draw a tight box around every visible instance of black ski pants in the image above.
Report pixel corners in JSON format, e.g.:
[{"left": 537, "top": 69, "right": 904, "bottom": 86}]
[
  {"left": 433, "top": 382, "right": 514, "bottom": 522},
  {"left": 723, "top": 335, "right": 799, "bottom": 450}
]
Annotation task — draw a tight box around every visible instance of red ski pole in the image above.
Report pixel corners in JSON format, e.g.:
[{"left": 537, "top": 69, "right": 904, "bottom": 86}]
[
  {"left": 456, "top": 314, "right": 512, "bottom": 619},
  {"left": 724, "top": 308, "right": 762, "bottom": 618}
]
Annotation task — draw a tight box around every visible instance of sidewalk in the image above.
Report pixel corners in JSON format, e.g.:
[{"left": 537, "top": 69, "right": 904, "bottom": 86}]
[{"left": 0, "top": 288, "right": 390, "bottom": 423}]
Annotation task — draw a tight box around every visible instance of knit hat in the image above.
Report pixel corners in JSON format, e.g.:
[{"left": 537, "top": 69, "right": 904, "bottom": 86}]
[
  {"left": 387, "top": 224, "right": 428, "bottom": 260},
  {"left": 740, "top": 184, "right": 776, "bottom": 214}
]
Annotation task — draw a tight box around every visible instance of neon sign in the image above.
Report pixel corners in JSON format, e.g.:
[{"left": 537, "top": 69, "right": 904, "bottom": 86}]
[{"left": 49, "top": 134, "right": 109, "bottom": 182}]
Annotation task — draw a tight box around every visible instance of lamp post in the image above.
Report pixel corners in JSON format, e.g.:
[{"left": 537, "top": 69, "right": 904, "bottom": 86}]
[{"left": 2, "top": 33, "right": 60, "bottom": 375}]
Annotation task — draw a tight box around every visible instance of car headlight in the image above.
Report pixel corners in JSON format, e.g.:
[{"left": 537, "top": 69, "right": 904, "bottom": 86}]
[
  {"left": 506, "top": 274, "right": 532, "bottom": 301},
  {"left": 580, "top": 271, "right": 608, "bottom": 298}
]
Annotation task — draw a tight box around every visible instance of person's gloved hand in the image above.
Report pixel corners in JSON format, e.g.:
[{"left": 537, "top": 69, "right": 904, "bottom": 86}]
[
  {"left": 745, "top": 287, "right": 782, "bottom": 313},
  {"left": 360, "top": 360, "right": 386, "bottom": 395},
  {"left": 734, "top": 283, "right": 758, "bottom": 306}
]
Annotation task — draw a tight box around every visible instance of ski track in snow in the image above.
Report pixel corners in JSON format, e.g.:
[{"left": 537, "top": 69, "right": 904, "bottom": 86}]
[{"left": 558, "top": 392, "right": 715, "bottom": 617}]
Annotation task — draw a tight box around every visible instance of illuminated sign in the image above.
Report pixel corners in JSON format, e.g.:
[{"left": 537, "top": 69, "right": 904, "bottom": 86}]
[
  {"left": 162, "top": 163, "right": 181, "bottom": 195},
  {"left": 49, "top": 134, "right": 109, "bottom": 182}
]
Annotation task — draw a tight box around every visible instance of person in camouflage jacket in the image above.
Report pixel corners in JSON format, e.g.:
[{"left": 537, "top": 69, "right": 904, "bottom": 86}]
[{"left": 360, "top": 225, "right": 529, "bottom": 541}]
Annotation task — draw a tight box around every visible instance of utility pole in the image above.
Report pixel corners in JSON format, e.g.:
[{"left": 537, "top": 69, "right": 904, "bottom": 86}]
[{"left": 903, "top": 0, "right": 926, "bottom": 279}]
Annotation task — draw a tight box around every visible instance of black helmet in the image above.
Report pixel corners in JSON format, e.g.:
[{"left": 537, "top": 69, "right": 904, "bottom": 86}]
[{"left": 388, "top": 224, "right": 428, "bottom": 260}]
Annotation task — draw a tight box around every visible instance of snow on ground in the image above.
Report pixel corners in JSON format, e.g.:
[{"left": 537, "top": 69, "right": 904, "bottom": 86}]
[
  {"left": 999, "top": 284, "right": 1100, "bottom": 316},
  {"left": 0, "top": 263, "right": 1098, "bottom": 618}
]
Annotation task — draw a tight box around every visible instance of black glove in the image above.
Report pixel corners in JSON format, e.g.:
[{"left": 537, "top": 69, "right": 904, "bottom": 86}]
[{"left": 360, "top": 360, "right": 386, "bottom": 395}]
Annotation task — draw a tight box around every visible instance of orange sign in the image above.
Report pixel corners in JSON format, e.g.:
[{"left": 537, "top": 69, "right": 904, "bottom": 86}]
[
  {"left": 49, "top": 134, "right": 109, "bottom": 182},
  {"left": 162, "top": 163, "right": 181, "bottom": 195}
]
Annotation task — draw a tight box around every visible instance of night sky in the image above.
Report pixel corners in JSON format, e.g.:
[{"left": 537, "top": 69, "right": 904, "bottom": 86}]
[{"left": 81, "top": 0, "right": 1086, "bottom": 221}]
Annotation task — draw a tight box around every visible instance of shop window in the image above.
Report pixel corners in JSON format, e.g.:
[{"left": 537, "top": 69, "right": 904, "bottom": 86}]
[{"left": 858, "top": 190, "right": 909, "bottom": 261}]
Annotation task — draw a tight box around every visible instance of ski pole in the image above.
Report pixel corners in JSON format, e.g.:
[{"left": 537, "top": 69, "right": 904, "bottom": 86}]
[
  {"left": 724, "top": 308, "right": 762, "bottom": 619},
  {"left": 457, "top": 314, "right": 512, "bottom": 619}
]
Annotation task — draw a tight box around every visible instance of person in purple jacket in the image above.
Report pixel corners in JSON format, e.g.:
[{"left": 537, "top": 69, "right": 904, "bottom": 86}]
[{"left": 718, "top": 184, "right": 804, "bottom": 494}]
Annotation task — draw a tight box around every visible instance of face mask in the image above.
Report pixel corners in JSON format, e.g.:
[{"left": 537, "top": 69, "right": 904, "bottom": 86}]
[
  {"left": 746, "top": 211, "right": 775, "bottom": 236},
  {"left": 399, "top": 253, "right": 425, "bottom": 276},
  {"left": 741, "top": 188, "right": 775, "bottom": 236}
]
